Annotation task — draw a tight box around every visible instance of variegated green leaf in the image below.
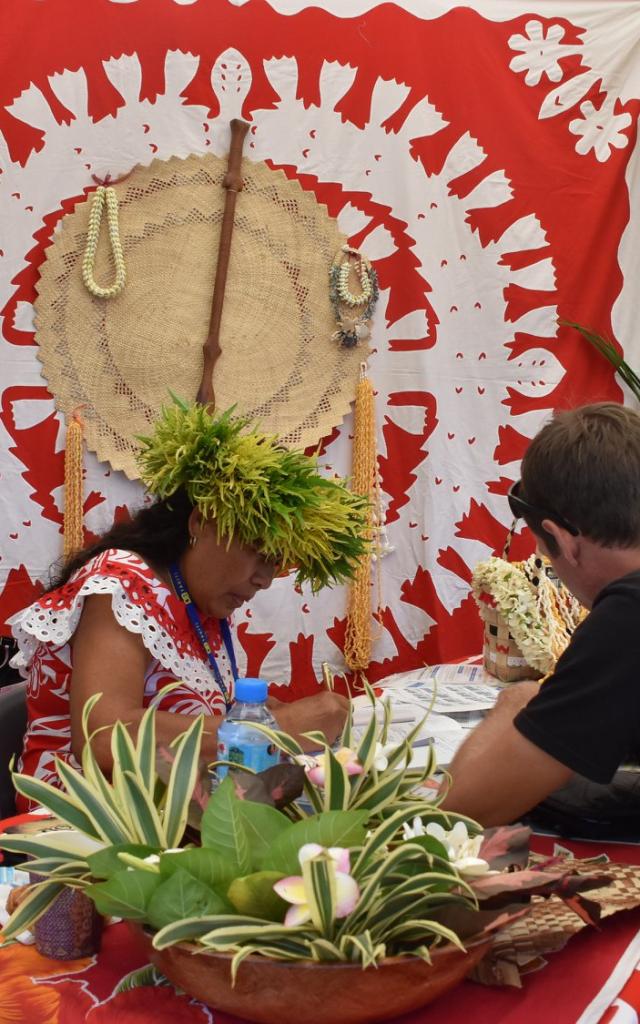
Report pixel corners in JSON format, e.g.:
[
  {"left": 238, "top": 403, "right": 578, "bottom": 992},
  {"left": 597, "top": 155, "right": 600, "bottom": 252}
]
[
  {"left": 309, "top": 937, "right": 345, "bottom": 962},
  {"left": 384, "top": 917, "right": 466, "bottom": 951},
  {"left": 119, "top": 770, "right": 166, "bottom": 846},
  {"left": 302, "top": 854, "right": 336, "bottom": 937},
  {"left": 10, "top": 773, "right": 103, "bottom": 840},
  {"left": 351, "top": 803, "right": 432, "bottom": 874},
  {"left": 162, "top": 715, "right": 203, "bottom": 848},
  {"left": 234, "top": 721, "right": 305, "bottom": 759},
  {"left": 0, "top": 833, "right": 100, "bottom": 861},
  {"left": 136, "top": 704, "right": 157, "bottom": 793},
  {"left": 351, "top": 766, "right": 405, "bottom": 812},
  {"left": 111, "top": 721, "right": 139, "bottom": 776},
  {"left": 323, "top": 745, "right": 349, "bottom": 812},
  {"left": 55, "top": 759, "right": 130, "bottom": 844},
  {"left": 200, "top": 922, "right": 309, "bottom": 948},
  {"left": 24, "top": 857, "right": 89, "bottom": 878},
  {"left": 152, "top": 914, "right": 238, "bottom": 949},
  {"left": 1, "top": 880, "right": 65, "bottom": 940}
]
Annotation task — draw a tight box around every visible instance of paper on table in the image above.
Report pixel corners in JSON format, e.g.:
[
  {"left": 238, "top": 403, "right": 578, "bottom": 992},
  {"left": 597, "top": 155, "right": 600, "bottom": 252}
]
[{"left": 389, "top": 680, "right": 500, "bottom": 714}]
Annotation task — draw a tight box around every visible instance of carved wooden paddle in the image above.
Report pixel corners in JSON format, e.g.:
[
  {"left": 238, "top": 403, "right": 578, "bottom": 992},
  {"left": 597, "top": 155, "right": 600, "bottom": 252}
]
[{"left": 196, "top": 118, "right": 250, "bottom": 407}]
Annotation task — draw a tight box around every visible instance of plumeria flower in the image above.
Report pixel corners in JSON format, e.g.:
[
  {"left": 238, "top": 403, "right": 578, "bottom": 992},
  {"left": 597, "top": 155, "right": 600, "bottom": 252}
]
[
  {"left": 273, "top": 843, "right": 360, "bottom": 927},
  {"left": 402, "top": 819, "right": 496, "bottom": 878},
  {"left": 305, "top": 747, "right": 364, "bottom": 786},
  {"left": 372, "top": 741, "right": 393, "bottom": 772}
]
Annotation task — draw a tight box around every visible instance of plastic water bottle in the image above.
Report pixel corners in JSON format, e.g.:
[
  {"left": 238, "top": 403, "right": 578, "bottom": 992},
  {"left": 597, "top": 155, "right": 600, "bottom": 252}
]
[{"left": 214, "top": 677, "right": 279, "bottom": 782}]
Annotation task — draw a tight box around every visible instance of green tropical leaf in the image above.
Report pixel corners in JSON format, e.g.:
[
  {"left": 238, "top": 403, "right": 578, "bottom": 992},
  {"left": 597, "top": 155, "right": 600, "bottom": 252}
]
[
  {"left": 227, "top": 871, "right": 287, "bottom": 921},
  {"left": 145, "top": 868, "right": 228, "bottom": 931},
  {"left": 86, "top": 869, "right": 161, "bottom": 921},
  {"left": 159, "top": 847, "right": 237, "bottom": 891},
  {"left": 1, "top": 880, "right": 65, "bottom": 941},
  {"left": 162, "top": 715, "right": 204, "bottom": 848},
  {"left": 200, "top": 776, "right": 251, "bottom": 875},
  {"left": 87, "top": 844, "right": 160, "bottom": 879},
  {"left": 261, "top": 810, "right": 368, "bottom": 875},
  {"left": 237, "top": 801, "right": 292, "bottom": 868}
]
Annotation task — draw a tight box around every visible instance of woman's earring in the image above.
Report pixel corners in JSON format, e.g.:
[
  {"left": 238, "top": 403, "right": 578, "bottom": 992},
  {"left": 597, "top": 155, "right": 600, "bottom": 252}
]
[{"left": 189, "top": 534, "right": 197, "bottom": 548}]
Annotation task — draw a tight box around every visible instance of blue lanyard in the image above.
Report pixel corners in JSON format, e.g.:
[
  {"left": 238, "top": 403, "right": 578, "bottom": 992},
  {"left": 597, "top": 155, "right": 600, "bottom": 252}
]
[{"left": 169, "top": 563, "right": 237, "bottom": 712}]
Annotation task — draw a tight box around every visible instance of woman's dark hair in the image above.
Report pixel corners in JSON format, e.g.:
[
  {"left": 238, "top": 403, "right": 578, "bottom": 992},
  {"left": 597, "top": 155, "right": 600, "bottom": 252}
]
[{"left": 48, "top": 488, "right": 194, "bottom": 590}]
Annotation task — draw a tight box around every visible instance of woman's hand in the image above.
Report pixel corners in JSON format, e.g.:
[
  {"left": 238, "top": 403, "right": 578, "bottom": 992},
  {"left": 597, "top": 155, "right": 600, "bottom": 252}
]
[{"left": 269, "top": 691, "right": 350, "bottom": 751}]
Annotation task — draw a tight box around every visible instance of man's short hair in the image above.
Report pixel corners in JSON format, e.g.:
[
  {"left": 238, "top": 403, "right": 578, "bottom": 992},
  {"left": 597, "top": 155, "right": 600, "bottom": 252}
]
[{"left": 521, "top": 402, "right": 640, "bottom": 548}]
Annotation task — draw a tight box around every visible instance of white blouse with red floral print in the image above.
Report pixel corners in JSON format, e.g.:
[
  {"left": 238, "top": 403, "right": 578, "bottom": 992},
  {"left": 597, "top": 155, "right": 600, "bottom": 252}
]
[{"left": 9, "top": 549, "right": 235, "bottom": 812}]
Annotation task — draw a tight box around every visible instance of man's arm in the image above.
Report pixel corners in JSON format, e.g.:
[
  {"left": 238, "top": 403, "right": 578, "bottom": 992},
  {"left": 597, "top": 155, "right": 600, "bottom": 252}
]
[{"left": 440, "top": 682, "right": 573, "bottom": 826}]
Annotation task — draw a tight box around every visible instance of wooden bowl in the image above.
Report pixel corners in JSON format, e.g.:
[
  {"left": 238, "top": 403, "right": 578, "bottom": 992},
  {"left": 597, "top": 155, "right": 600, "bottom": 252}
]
[{"left": 130, "top": 925, "right": 490, "bottom": 1024}]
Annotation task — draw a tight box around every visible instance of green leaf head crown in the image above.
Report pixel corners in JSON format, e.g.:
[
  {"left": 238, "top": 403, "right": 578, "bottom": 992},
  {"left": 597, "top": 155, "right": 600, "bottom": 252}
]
[{"left": 137, "top": 397, "right": 369, "bottom": 591}]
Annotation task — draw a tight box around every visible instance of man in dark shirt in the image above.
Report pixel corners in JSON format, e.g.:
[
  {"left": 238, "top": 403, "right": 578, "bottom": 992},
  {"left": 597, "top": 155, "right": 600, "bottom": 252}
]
[{"left": 442, "top": 403, "right": 640, "bottom": 826}]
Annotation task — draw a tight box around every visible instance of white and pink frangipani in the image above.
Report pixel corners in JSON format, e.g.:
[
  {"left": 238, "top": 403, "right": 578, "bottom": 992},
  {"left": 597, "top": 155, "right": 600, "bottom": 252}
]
[
  {"left": 304, "top": 747, "right": 364, "bottom": 787},
  {"left": 273, "top": 843, "right": 360, "bottom": 928}
]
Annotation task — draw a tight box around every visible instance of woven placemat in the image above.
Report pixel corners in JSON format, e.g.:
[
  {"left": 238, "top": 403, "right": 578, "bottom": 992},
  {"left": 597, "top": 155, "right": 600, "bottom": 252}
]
[{"left": 474, "top": 858, "right": 640, "bottom": 986}]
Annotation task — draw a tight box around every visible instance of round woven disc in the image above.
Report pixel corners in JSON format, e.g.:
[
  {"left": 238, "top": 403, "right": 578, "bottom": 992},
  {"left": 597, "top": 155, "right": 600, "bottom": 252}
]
[{"left": 35, "top": 154, "right": 366, "bottom": 479}]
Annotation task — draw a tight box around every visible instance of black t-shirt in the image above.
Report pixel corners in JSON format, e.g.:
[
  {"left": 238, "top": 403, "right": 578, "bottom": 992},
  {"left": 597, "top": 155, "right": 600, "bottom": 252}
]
[{"left": 514, "top": 571, "right": 640, "bottom": 784}]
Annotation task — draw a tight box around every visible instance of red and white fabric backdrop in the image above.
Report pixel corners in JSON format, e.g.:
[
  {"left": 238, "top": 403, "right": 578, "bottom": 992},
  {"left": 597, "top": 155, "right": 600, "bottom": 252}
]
[{"left": 1, "top": 0, "right": 639, "bottom": 694}]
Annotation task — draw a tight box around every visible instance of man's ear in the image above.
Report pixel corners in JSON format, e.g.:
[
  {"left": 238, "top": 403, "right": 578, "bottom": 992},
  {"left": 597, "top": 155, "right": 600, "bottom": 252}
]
[{"left": 541, "top": 518, "right": 579, "bottom": 565}]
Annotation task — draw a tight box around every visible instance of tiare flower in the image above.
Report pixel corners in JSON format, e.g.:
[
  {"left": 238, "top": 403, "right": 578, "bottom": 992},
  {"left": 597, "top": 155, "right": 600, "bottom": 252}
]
[
  {"left": 402, "top": 819, "right": 495, "bottom": 878},
  {"left": 273, "top": 843, "right": 360, "bottom": 927},
  {"left": 304, "top": 747, "right": 364, "bottom": 787}
]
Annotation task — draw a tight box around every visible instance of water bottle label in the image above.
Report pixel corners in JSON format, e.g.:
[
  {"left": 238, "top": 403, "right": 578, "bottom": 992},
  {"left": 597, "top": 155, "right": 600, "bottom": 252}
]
[{"left": 217, "top": 737, "right": 279, "bottom": 778}]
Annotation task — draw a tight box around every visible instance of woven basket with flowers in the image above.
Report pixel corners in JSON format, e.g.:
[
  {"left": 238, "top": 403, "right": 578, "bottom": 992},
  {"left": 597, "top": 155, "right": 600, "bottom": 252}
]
[{"left": 472, "top": 553, "right": 585, "bottom": 684}]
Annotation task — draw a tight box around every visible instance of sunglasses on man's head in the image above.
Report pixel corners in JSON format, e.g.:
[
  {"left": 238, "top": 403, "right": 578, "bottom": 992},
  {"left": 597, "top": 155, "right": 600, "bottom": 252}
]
[{"left": 507, "top": 480, "right": 579, "bottom": 537}]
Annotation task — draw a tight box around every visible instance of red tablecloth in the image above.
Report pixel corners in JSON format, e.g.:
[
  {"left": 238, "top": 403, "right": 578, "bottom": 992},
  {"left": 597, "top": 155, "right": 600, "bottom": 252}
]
[{"left": 2, "top": 830, "right": 640, "bottom": 1024}]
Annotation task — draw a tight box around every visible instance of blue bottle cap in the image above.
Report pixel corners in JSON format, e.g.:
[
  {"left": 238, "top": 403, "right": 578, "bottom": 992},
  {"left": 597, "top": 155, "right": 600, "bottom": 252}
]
[{"left": 235, "top": 677, "right": 269, "bottom": 702}]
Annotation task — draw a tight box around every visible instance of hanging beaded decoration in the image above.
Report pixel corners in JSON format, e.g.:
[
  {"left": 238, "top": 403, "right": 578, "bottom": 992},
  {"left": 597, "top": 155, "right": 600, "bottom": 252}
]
[
  {"left": 329, "top": 245, "right": 379, "bottom": 349},
  {"left": 82, "top": 186, "right": 126, "bottom": 299}
]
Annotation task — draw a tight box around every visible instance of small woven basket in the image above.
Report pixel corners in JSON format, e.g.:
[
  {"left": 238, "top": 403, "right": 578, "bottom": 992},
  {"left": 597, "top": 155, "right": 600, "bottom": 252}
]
[
  {"left": 479, "top": 598, "right": 541, "bottom": 684},
  {"left": 30, "top": 874, "right": 103, "bottom": 959},
  {"left": 476, "top": 521, "right": 543, "bottom": 684}
]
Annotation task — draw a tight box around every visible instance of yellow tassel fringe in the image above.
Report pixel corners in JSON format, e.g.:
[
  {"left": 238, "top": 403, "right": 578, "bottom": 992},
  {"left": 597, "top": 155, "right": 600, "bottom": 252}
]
[{"left": 63, "top": 410, "right": 85, "bottom": 559}]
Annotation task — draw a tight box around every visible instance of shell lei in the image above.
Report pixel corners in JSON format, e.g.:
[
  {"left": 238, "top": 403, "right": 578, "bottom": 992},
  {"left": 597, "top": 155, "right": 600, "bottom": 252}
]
[
  {"left": 82, "top": 186, "right": 126, "bottom": 299},
  {"left": 329, "top": 245, "right": 379, "bottom": 349},
  {"left": 471, "top": 555, "right": 585, "bottom": 674}
]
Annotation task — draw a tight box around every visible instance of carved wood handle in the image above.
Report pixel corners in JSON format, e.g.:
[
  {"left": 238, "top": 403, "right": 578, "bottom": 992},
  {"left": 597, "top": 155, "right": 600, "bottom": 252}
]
[{"left": 196, "top": 118, "right": 250, "bottom": 407}]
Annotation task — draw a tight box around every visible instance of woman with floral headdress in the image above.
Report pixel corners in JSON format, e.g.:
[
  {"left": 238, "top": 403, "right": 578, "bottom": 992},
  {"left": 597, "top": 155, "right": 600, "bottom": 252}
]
[{"left": 9, "top": 400, "right": 368, "bottom": 810}]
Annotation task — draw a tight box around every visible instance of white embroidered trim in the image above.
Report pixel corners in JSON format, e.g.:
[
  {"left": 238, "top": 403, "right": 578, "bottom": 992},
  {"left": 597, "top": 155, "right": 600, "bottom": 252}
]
[{"left": 9, "top": 574, "right": 227, "bottom": 699}]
